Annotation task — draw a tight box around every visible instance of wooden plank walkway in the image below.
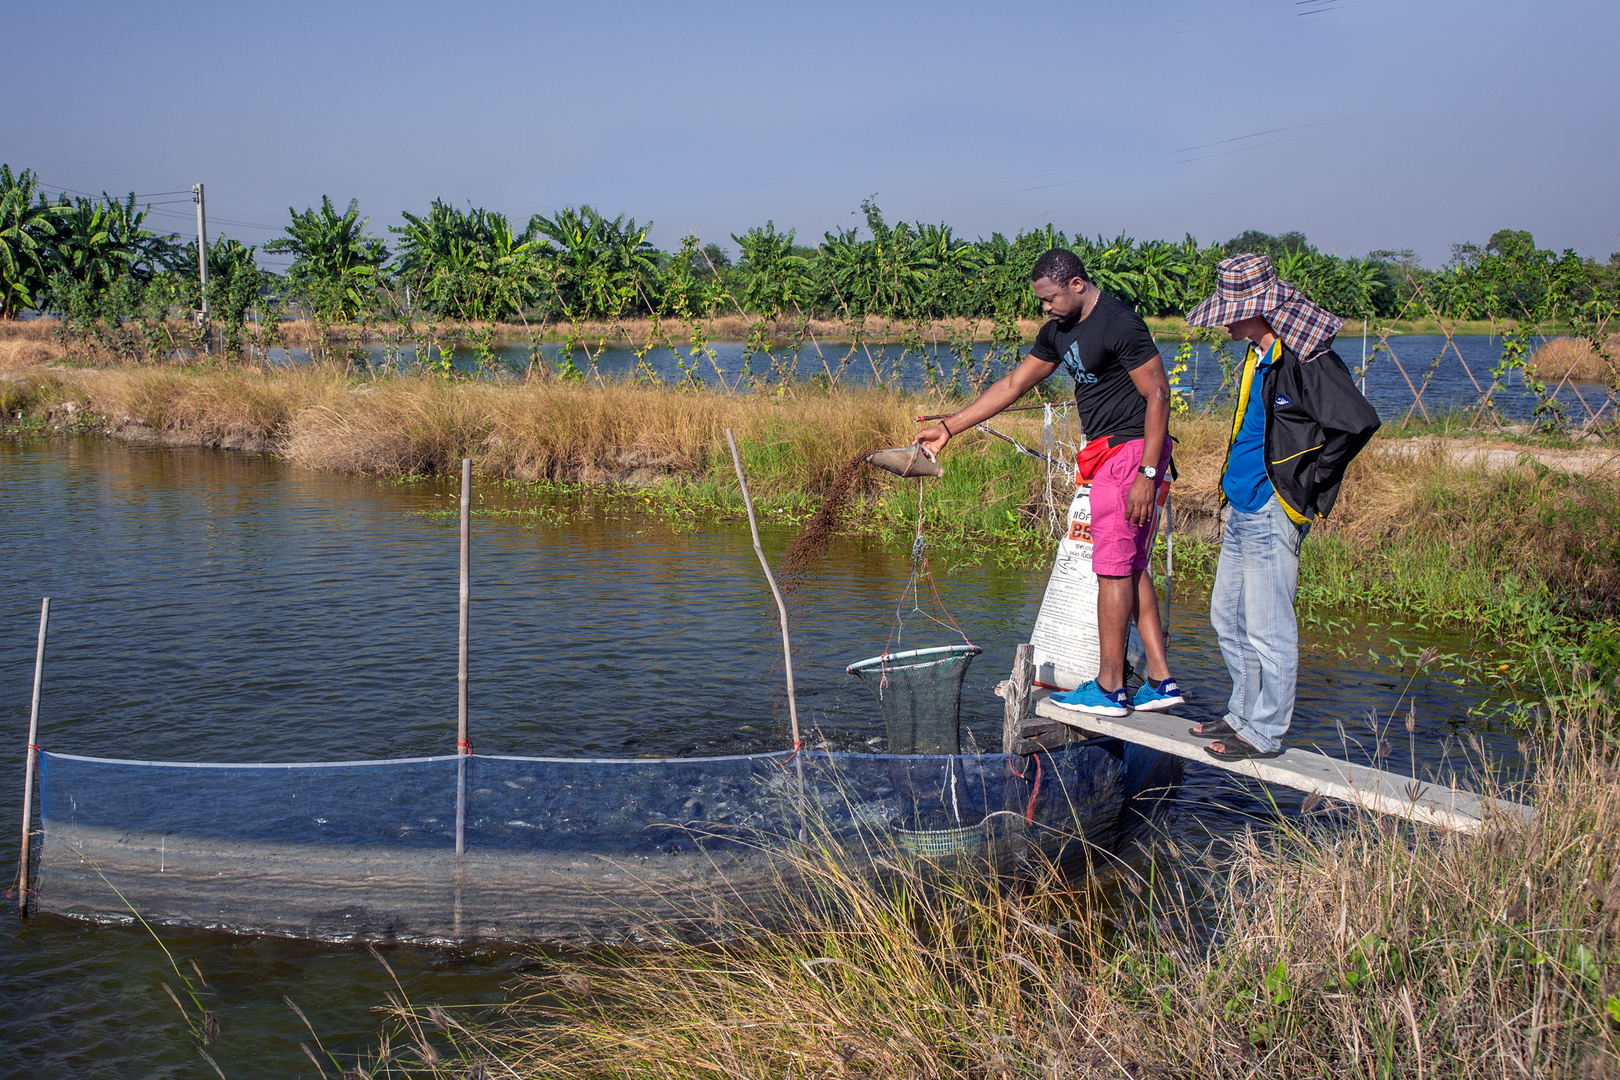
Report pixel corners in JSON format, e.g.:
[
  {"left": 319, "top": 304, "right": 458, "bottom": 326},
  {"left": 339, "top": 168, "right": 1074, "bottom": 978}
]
[
  {"left": 997, "top": 644, "right": 1529, "bottom": 834},
  {"left": 1032, "top": 695, "right": 1530, "bottom": 833}
]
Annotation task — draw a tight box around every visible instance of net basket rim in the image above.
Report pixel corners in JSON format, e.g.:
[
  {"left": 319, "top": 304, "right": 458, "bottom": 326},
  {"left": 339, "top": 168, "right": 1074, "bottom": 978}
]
[
  {"left": 894, "top": 821, "right": 990, "bottom": 855},
  {"left": 845, "top": 644, "right": 982, "bottom": 675}
]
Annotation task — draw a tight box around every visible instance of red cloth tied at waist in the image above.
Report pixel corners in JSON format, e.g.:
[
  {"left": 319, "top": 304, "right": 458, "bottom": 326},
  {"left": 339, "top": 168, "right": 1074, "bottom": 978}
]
[{"left": 1074, "top": 435, "right": 1126, "bottom": 484}]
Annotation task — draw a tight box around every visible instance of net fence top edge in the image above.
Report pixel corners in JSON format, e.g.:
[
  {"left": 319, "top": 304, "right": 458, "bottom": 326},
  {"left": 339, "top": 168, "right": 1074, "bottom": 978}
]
[
  {"left": 38, "top": 747, "right": 1046, "bottom": 769},
  {"left": 39, "top": 749, "right": 797, "bottom": 769},
  {"left": 39, "top": 751, "right": 462, "bottom": 770}
]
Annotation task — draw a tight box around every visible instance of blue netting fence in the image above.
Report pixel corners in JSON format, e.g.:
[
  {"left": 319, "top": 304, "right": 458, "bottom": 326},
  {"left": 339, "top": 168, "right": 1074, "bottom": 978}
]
[{"left": 34, "top": 742, "right": 1172, "bottom": 944}]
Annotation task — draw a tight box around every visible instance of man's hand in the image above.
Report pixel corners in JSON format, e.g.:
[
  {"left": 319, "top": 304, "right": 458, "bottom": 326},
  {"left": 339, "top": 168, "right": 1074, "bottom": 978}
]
[
  {"left": 913, "top": 420, "right": 952, "bottom": 457},
  {"left": 1126, "top": 472, "right": 1157, "bottom": 526}
]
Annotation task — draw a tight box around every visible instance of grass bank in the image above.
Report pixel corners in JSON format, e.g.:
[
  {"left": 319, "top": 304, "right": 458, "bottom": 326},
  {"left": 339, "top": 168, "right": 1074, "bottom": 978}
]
[
  {"left": 3, "top": 363, "right": 1617, "bottom": 678},
  {"left": 374, "top": 703, "right": 1620, "bottom": 1080},
  {"left": 1532, "top": 335, "right": 1620, "bottom": 384}
]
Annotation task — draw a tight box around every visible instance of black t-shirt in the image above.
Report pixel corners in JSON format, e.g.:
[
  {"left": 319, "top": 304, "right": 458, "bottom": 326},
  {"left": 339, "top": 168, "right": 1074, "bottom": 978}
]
[{"left": 1028, "top": 292, "right": 1161, "bottom": 441}]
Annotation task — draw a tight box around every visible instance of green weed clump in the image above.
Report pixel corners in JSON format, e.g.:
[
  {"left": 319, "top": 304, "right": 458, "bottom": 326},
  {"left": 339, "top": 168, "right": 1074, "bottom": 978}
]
[
  {"left": 0, "top": 372, "right": 50, "bottom": 417},
  {"left": 372, "top": 703, "right": 1620, "bottom": 1080}
]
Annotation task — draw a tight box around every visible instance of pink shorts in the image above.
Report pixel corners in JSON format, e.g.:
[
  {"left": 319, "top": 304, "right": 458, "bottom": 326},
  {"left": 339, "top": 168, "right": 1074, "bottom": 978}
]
[{"left": 1089, "top": 438, "right": 1171, "bottom": 577}]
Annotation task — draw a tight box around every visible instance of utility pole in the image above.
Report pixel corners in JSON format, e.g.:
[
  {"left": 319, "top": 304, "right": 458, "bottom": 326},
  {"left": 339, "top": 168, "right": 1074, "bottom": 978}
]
[{"left": 192, "top": 183, "right": 209, "bottom": 329}]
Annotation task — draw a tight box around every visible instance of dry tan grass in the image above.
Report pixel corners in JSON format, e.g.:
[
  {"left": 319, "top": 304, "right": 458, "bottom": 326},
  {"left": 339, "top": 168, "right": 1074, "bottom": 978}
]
[
  {"left": 1532, "top": 335, "right": 1620, "bottom": 383},
  {"left": 1157, "top": 412, "right": 1428, "bottom": 545},
  {"left": 281, "top": 379, "right": 930, "bottom": 490},
  {"left": 0, "top": 339, "right": 66, "bottom": 369},
  {"left": 373, "top": 706, "right": 1620, "bottom": 1080},
  {"left": 10, "top": 360, "right": 1013, "bottom": 489},
  {"left": 0, "top": 319, "right": 59, "bottom": 342},
  {"left": 64, "top": 366, "right": 348, "bottom": 445}
]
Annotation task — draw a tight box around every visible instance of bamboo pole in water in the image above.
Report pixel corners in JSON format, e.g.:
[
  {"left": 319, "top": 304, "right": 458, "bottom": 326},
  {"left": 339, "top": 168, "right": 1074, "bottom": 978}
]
[
  {"left": 724, "top": 431, "right": 807, "bottom": 837},
  {"left": 16, "top": 597, "right": 49, "bottom": 917},
  {"left": 458, "top": 457, "right": 471, "bottom": 761},
  {"left": 454, "top": 460, "right": 471, "bottom": 937},
  {"left": 1361, "top": 317, "right": 1368, "bottom": 397}
]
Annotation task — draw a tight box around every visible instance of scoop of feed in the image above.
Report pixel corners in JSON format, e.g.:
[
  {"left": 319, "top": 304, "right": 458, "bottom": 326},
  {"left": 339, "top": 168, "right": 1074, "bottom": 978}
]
[{"left": 864, "top": 446, "right": 944, "bottom": 478}]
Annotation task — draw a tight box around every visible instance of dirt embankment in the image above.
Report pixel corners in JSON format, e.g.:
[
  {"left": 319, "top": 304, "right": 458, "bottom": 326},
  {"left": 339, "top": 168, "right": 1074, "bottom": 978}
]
[{"left": 1375, "top": 436, "right": 1619, "bottom": 476}]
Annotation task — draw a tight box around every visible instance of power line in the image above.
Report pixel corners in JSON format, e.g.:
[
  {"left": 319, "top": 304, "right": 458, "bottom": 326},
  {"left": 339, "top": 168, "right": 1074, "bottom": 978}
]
[
  {"left": 0, "top": 142, "right": 190, "bottom": 189},
  {"left": 142, "top": 206, "right": 283, "bottom": 234},
  {"left": 20, "top": 167, "right": 286, "bottom": 234},
  {"left": 210, "top": 215, "right": 284, "bottom": 231}
]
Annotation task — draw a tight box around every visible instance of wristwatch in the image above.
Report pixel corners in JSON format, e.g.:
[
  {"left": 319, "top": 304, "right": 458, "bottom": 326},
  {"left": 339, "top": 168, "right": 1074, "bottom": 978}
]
[{"left": 1138, "top": 465, "right": 1158, "bottom": 479}]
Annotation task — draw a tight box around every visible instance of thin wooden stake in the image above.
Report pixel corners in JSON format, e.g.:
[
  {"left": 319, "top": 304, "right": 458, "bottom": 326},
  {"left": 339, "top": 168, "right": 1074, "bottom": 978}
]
[
  {"left": 16, "top": 597, "right": 49, "bottom": 917},
  {"left": 454, "top": 460, "right": 470, "bottom": 938},
  {"left": 1361, "top": 317, "right": 1368, "bottom": 396},
  {"left": 458, "top": 457, "right": 471, "bottom": 760},
  {"left": 1163, "top": 492, "right": 1174, "bottom": 636},
  {"left": 1001, "top": 643, "right": 1034, "bottom": 755},
  {"left": 725, "top": 430, "right": 807, "bottom": 836}
]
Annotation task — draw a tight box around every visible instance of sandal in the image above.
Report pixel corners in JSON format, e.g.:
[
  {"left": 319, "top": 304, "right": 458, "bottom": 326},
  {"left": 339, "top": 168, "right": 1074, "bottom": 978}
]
[
  {"left": 1204, "top": 736, "right": 1282, "bottom": 761},
  {"left": 1188, "top": 718, "right": 1237, "bottom": 738}
]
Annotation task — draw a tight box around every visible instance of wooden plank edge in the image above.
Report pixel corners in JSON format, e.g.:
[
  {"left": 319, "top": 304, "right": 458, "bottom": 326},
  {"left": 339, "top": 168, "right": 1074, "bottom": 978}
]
[{"left": 1034, "top": 698, "right": 1529, "bottom": 834}]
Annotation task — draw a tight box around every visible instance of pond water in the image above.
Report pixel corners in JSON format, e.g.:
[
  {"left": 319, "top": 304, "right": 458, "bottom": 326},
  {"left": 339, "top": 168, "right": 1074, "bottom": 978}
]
[
  {"left": 263, "top": 334, "right": 1614, "bottom": 425},
  {"left": 0, "top": 437, "right": 1523, "bottom": 1077}
]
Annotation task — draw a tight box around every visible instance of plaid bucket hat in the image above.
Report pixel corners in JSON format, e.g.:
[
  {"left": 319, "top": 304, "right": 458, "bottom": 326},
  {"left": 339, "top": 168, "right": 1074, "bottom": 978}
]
[{"left": 1186, "top": 253, "right": 1343, "bottom": 359}]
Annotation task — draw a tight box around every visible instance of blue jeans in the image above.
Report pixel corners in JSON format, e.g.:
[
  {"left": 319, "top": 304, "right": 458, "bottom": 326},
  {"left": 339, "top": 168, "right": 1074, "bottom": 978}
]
[{"left": 1209, "top": 494, "right": 1310, "bottom": 753}]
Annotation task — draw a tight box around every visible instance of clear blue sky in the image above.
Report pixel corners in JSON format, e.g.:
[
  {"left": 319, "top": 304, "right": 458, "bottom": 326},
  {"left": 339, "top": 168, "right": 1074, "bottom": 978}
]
[{"left": 7, "top": 0, "right": 1616, "bottom": 271}]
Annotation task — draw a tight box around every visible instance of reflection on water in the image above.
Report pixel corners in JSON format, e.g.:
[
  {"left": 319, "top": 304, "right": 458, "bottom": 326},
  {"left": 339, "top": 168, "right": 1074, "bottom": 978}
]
[{"left": 0, "top": 438, "right": 1521, "bottom": 1077}]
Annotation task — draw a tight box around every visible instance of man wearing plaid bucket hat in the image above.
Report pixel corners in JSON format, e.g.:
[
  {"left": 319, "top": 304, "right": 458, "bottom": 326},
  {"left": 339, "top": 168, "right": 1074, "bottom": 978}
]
[{"left": 1184, "top": 253, "right": 1380, "bottom": 761}]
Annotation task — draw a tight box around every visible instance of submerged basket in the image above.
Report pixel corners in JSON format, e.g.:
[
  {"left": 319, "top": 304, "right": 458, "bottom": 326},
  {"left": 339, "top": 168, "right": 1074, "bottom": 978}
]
[
  {"left": 846, "top": 644, "right": 983, "bottom": 755},
  {"left": 894, "top": 822, "right": 988, "bottom": 857}
]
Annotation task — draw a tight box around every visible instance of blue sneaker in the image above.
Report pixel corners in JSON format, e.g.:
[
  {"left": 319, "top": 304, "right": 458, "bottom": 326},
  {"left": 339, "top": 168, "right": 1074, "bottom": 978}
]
[
  {"left": 1048, "top": 680, "right": 1130, "bottom": 717},
  {"left": 1132, "top": 677, "right": 1186, "bottom": 712}
]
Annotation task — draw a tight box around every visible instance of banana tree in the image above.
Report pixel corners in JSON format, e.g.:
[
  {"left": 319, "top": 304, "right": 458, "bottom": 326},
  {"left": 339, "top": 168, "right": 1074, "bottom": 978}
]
[
  {"left": 816, "top": 225, "right": 882, "bottom": 318},
  {"left": 1274, "top": 249, "right": 1379, "bottom": 319},
  {"left": 1074, "top": 234, "right": 1148, "bottom": 308},
  {"left": 525, "top": 206, "right": 657, "bottom": 320},
  {"left": 265, "top": 196, "right": 389, "bottom": 320},
  {"left": 0, "top": 166, "right": 56, "bottom": 317},
  {"left": 46, "top": 193, "right": 170, "bottom": 294},
  {"left": 731, "top": 221, "right": 807, "bottom": 317},
  {"left": 392, "top": 200, "right": 541, "bottom": 319}
]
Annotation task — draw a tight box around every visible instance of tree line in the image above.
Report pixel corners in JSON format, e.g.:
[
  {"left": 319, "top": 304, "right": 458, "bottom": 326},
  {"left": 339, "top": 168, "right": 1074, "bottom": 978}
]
[{"left": 3, "top": 164, "right": 1617, "bottom": 346}]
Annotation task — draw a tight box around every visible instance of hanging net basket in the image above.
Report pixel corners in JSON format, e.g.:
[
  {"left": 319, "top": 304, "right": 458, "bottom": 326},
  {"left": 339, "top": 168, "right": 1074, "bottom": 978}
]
[{"left": 846, "top": 644, "right": 983, "bottom": 755}]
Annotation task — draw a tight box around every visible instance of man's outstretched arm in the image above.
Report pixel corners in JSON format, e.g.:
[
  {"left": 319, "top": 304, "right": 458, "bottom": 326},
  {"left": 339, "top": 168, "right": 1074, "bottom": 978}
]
[{"left": 913, "top": 355, "right": 1059, "bottom": 456}]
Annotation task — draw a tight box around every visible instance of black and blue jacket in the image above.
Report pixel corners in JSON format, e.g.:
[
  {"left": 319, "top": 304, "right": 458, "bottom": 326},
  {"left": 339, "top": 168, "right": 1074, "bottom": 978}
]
[{"left": 1219, "top": 341, "right": 1381, "bottom": 523}]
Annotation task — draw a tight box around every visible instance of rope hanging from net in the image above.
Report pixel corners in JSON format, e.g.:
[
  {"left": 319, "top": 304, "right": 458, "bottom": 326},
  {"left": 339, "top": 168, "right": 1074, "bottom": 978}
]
[{"left": 878, "top": 477, "right": 975, "bottom": 685}]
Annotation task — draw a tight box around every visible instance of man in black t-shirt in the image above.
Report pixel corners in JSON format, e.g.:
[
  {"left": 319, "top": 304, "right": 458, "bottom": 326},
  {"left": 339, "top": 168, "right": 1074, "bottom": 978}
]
[{"left": 914, "top": 248, "right": 1183, "bottom": 718}]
